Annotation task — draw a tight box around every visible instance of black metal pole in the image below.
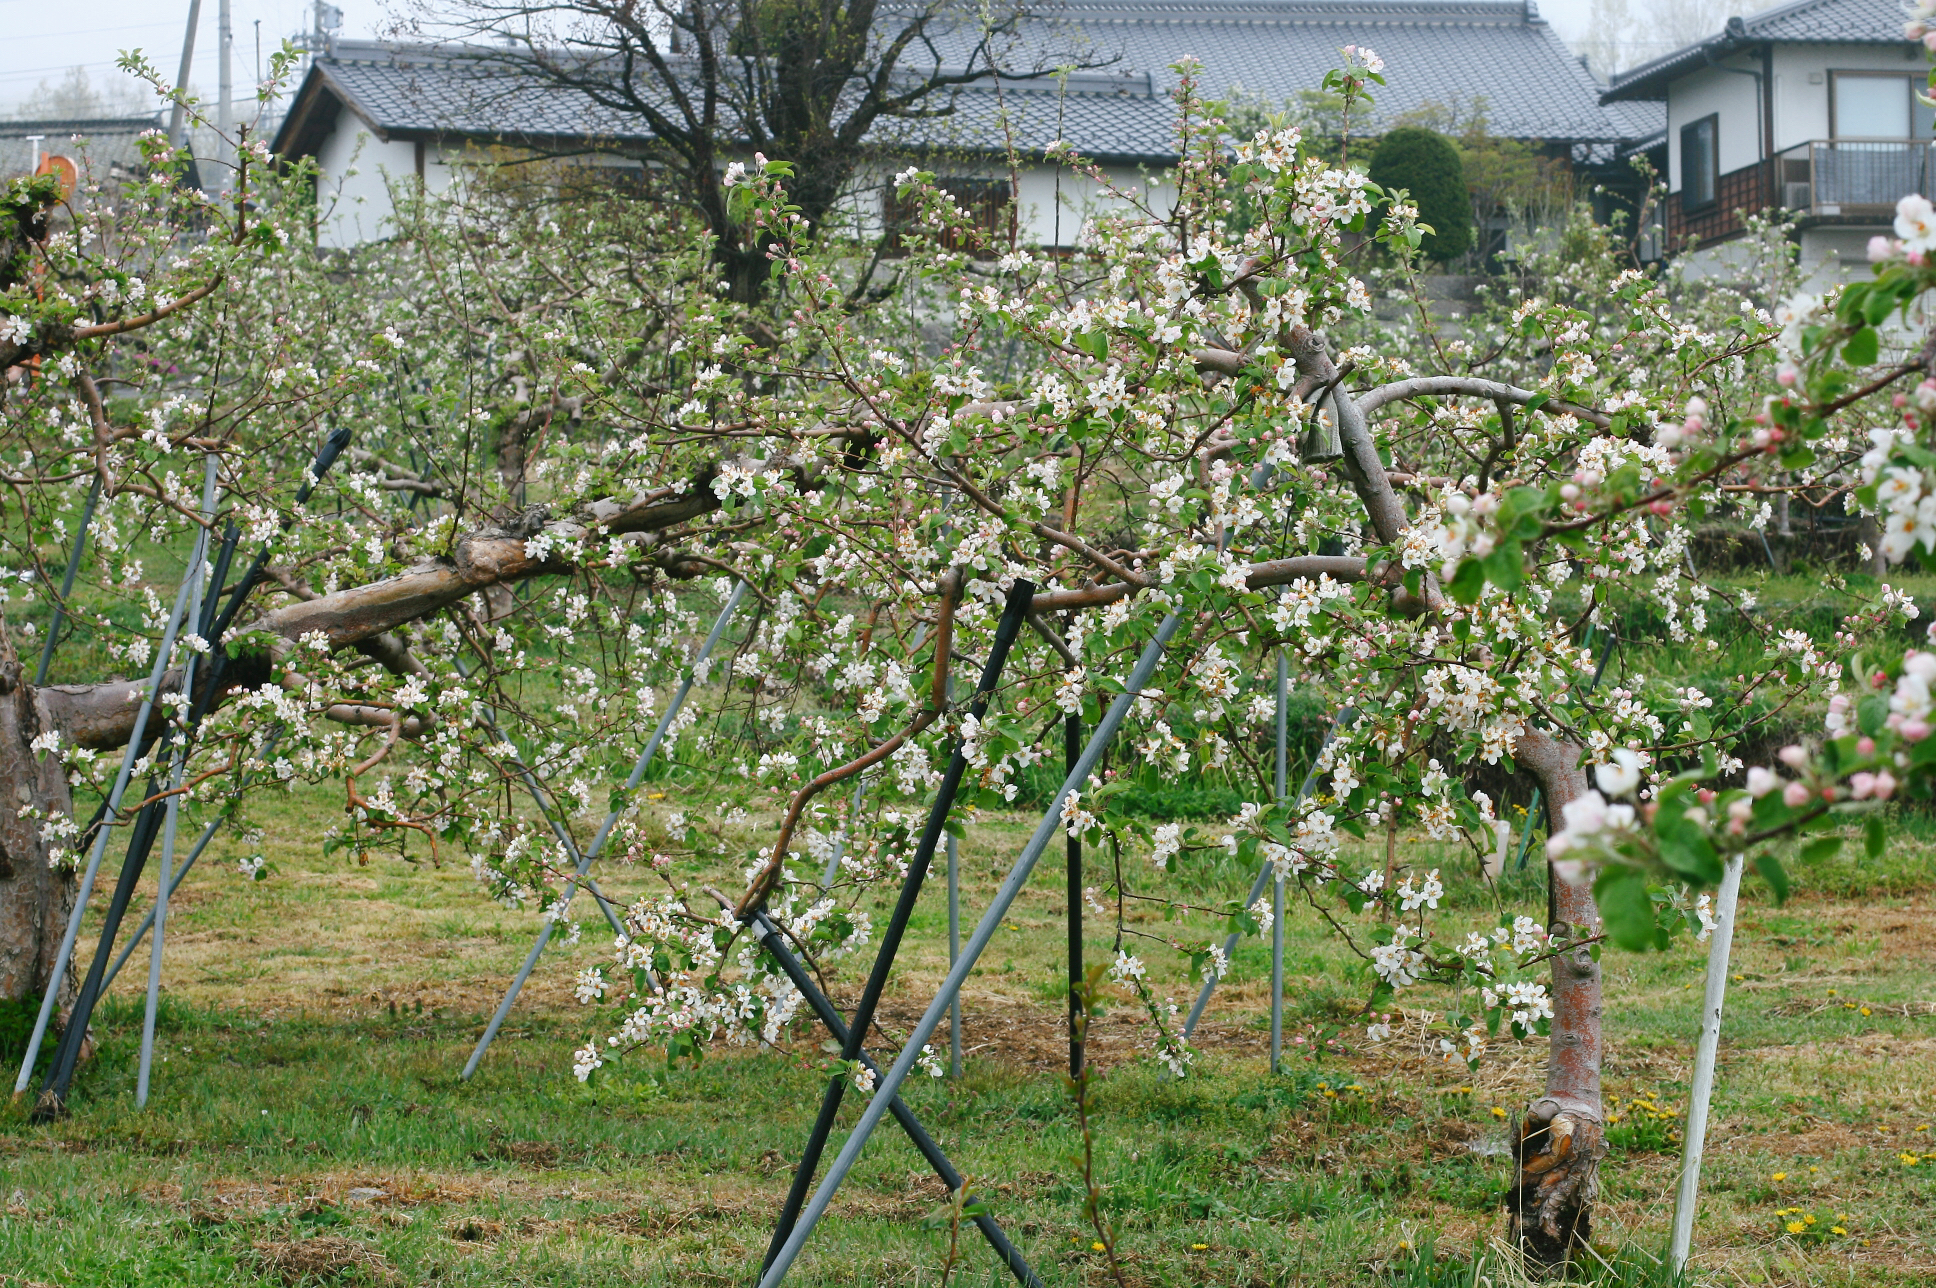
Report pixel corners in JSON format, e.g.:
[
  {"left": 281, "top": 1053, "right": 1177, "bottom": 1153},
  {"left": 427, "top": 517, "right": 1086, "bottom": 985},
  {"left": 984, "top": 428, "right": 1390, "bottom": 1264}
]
[
  {"left": 762, "top": 578, "right": 1034, "bottom": 1273},
  {"left": 739, "top": 905, "right": 1044, "bottom": 1288},
  {"left": 1065, "top": 712, "right": 1082, "bottom": 1080}
]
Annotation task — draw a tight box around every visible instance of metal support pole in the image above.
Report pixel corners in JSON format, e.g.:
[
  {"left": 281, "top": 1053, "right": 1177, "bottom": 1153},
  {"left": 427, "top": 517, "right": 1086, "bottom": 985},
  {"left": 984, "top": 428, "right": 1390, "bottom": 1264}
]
[
  {"left": 762, "top": 580, "right": 1034, "bottom": 1274},
  {"left": 15, "top": 460, "right": 217, "bottom": 1100},
  {"left": 138, "top": 525, "right": 215, "bottom": 1107},
  {"left": 1065, "top": 712, "right": 1082, "bottom": 1080},
  {"left": 462, "top": 582, "right": 747, "bottom": 1079},
  {"left": 719, "top": 896, "right": 1043, "bottom": 1288},
  {"left": 754, "top": 610, "right": 1181, "bottom": 1288},
  {"left": 33, "top": 475, "right": 102, "bottom": 687},
  {"left": 1182, "top": 709, "right": 1349, "bottom": 1043},
  {"left": 947, "top": 828, "right": 962, "bottom": 1077},
  {"left": 1669, "top": 855, "right": 1744, "bottom": 1274},
  {"left": 821, "top": 776, "right": 868, "bottom": 890},
  {"left": 1270, "top": 650, "right": 1287, "bottom": 1074}
]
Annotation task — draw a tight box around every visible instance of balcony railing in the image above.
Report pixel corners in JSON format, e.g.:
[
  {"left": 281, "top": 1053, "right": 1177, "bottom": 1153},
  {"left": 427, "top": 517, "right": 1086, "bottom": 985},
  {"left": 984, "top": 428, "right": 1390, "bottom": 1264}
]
[{"left": 1778, "top": 139, "right": 1936, "bottom": 217}]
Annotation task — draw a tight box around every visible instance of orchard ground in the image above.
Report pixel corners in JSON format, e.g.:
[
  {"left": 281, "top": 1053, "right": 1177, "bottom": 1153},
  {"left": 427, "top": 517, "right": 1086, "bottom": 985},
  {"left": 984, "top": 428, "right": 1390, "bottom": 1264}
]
[{"left": 0, "top": 775, "right": 1931, "bottom": 1288}]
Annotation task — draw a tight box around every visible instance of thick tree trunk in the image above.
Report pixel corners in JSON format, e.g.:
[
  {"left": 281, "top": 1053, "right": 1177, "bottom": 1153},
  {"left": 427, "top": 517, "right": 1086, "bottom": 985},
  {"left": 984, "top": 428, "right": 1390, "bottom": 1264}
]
[
  {"left": 0, "top": 639, "right": 79, "bottom": 1007},
  {"left": 1510, "top": 730, "right": 1608, "bottom": 1265}
]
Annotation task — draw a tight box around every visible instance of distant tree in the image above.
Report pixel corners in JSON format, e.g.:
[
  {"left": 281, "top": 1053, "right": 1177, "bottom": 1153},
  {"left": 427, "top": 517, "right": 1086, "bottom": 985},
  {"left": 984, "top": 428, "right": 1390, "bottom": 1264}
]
[
  {"left": 1369, "top": 126, "right": 1472, "bottom": 263},
  {"left": 9, "top": 66, "right": 150, "bottom": 121}
]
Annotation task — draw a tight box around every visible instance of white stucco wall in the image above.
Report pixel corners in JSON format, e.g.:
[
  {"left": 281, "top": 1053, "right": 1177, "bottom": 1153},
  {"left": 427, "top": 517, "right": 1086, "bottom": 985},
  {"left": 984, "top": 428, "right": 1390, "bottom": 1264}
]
[
  {"left": 313, "top": 117, "right": 469, "bottom": 248},
  {"left": 1665, "top": 59, "right": 1763, "bottom": 193}
]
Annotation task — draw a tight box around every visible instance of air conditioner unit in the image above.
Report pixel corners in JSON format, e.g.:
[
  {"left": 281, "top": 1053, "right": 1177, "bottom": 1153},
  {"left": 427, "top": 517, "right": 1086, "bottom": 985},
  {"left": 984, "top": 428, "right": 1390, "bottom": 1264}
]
[{"left": 1783, "top": 181, "right": 1812, "bottom": 211}]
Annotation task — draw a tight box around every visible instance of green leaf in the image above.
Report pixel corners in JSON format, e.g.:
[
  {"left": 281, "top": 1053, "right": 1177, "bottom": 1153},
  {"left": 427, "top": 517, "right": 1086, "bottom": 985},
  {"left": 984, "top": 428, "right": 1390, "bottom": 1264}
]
[
  {"left": 1594, "top": 867, "right": 1656, "bottom": 952},
  {"left": 1798, "top": 835, "right": 1841, "bottom": 864},
  {"left": 1659, "top": 829, "right": 1723, "bottom": 886},
  {"left": 1074, "top": 330, "right": 1109, "bottom": 360},
  {"left": 1842, "top": 326, "right": 1879, "bottom": 366},
  {"left": 1481, "top": 540, "right": 1523, "bottom": 592},
  {"left": 1446, "top": 557, "right": 1486, "bottom": 604},
  {"left": 1755, "top": 854, "right": 1791, "bottom": 905},
  {"left": 1865, "top": 814, "right": 1886, "bottom": 859}
]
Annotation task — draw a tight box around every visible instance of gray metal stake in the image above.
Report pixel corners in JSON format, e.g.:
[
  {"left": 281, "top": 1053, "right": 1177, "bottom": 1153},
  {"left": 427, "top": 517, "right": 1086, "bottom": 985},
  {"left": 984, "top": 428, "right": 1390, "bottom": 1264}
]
[
  {"left": 1270, "top": 650, "right": 1288, "bottom": 1074},
  {"left": 822, "top": 621, "right": 930, "bottom": 890},
  {"left": 461, "top": 582, "right": 746, "bottom": 1079},
  {"left": 822, "top": 775, "right": 868, "bottom": 889},
  {"left": 138, "top": 472, "right": 217, "bottom": 1107},
  {"left": 1669, "top": 854, "right": 1745, "bottom": 1273},
  {"left": 1182, "top": 708, "right": 1350, "bottom": 1043},
  {"left": 33, "top": 475, "right": 102, "bottom": 687},
  {"left": 947, "top": 828, "right": 962, "bottom": 1077},
  {"left": 753, "top": 611, "right": 1183, "bottom": 1288},
  {"left": 14, "top": 462, "right": 217, "bottom": 1095}
]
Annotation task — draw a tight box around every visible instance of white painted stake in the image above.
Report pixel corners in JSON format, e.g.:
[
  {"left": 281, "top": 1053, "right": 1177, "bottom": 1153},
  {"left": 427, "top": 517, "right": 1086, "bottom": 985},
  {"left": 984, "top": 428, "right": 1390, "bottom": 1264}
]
[
  {"left": 1269, "top": 649, "right": 1287, "bottom": 1073},
  {"left": 1669, "top": 854, "right": 1744, "bottom": 1274}
]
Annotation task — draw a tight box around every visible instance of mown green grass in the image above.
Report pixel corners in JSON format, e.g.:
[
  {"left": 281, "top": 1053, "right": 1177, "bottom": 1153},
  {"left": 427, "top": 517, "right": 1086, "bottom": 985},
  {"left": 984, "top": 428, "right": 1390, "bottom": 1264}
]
[{"left": 0, "top": 766, "right": 1931, "bottom": 1288}]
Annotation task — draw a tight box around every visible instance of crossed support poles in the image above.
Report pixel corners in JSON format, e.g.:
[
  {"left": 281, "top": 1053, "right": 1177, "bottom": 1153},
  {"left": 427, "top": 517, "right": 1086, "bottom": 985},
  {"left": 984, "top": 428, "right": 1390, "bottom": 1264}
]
[
  {"left": 753, "top": 607, "right": 1183, "bottom": 1288},
  {"left": 462, "top": 581, "right": 748, "bottom": 1079},
  {"left": 18, "top": 428, "right": 353, "bottom": 1113}
]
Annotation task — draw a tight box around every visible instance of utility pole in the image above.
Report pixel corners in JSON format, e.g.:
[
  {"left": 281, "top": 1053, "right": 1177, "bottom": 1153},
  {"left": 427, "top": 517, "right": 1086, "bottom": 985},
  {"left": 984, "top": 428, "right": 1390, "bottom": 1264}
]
[
  {"left": 167, "top": 0, "right": 204, "bottom": 154},
  {"left": 218, "top": 0, "right": 232, "bottom": 177}
]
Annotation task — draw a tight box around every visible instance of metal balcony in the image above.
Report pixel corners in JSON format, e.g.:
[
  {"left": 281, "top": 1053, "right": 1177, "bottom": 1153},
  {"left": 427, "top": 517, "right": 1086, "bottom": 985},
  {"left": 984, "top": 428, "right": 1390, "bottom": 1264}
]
[{"left": 1778, "top": 139, "right": 1936, "bottom": 219}]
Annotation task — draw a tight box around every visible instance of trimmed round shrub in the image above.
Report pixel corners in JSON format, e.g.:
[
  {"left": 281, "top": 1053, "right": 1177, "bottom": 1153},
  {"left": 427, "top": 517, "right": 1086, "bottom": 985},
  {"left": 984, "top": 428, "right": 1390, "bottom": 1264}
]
[{"left": 1368, "top": 127, "right": 1473, "bottom": 263}]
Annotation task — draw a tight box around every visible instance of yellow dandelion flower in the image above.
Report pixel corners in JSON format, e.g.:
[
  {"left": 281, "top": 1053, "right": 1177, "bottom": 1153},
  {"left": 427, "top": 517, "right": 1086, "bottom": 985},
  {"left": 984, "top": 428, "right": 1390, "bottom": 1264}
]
[
  {"left": 1490, "top": 1106, "right": 1508, "bottom": 1120},
  {"left": 1091, "top": 1242, "right": 1106, "bottom": 1252},
  {"left": 1786, "top": 1222, "right": 1805, "bottom": 1234},
  {"left": 1732, "top": 974, "right": 1744, "bottom": 982},
  {"left": 1900, "top": 1153, "right": 1922, "bottom": 1166},
  {"left": 1808, "top": 1166, "right": 1818, "bottom": 1173},
  {"left": 1804, "top": 1215, "right": 1816, "bottom": 1225},
  {"left": 1832, "top": 1226, "right": 1848, "bottom": 1236},
  {"left": 1772, "top": 1172, "right": 1787, "bottom": 1181},
  {"left": 1860, "top": 1006, "right": 1872, "bottom": 1017},
  {"left": 1191, "top": 1244, "right": 1208, "bottom": 1251}
]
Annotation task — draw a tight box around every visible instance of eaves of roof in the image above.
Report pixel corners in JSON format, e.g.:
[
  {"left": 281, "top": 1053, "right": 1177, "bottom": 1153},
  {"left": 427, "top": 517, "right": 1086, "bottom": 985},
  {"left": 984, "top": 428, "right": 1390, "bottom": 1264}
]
[{"left": 1602, "top": 0, "right": 1914, "bottom": 103}]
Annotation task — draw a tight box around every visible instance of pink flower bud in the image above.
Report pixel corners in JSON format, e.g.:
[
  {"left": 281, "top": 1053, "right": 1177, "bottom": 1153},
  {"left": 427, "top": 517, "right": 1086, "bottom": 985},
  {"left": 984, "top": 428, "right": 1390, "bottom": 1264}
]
[
  {"left": 1782, "top": 781, "right": 1813, "bottom": 808},
  {"left": 1912, "top": 248, "right": 1927, "bottom": 267},
  {"left": 1697, "top": 788, "right": 1716, "bottom": 805},
  {"left": 1778, "top": 744, "right": 1808, "bottom": 769},
  {"left": 1851, "top": 772, "right": 1877, "bottom": 800},
  {"left": 1904, "top": 719, "right": 1931, "bottom": 742},
  {"left": 1871, "top": 234, "right": 1898, "bottom": 262},
  {"left": 1777, "top": 364, "right": 1799, "bottom": 387},
  {"left": 1857, "top": 736, "right": 1876, "bottom": 756},
  {"left": 1746, "top": 766, "right": 1779, "bottom": 798},
  {"left": 1874, "top": 771, "right": 1898, "bottom": 800},
  {"left": 1650, "top": 499, "right": 1673, "bottom": 517}
]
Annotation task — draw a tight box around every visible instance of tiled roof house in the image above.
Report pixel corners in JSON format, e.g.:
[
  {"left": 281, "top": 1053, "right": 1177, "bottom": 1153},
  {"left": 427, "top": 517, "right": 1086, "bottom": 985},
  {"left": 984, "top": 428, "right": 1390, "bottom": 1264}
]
[
  {"left": 1603, "top": 0, "right": 1929, "bottom": 275},
  {"left": 273, "top": 1, "right": 1659, "bottom": 246}
]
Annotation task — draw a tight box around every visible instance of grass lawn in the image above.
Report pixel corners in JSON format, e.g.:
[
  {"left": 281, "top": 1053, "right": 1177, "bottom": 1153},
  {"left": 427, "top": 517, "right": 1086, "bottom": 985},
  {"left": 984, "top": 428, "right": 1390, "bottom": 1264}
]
[{"left": 0, "top": 776, "right": 1931, "bottom": 1288}]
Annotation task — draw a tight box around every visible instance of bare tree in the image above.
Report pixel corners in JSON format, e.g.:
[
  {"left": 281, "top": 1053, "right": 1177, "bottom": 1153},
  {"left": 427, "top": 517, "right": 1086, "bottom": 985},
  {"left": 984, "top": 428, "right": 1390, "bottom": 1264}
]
[{"left": 406, "top": 0, "right": 1084, "bottom": 299}]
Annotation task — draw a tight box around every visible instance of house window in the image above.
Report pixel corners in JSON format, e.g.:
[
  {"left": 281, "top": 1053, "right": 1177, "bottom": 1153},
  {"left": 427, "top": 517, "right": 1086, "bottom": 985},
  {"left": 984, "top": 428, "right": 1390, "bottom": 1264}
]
[
  {"left": 1832, "top": 72, "right": 1913, "bottom": 139},
  {"left": 885, "top": 178, "right": 1013, "bottom": 256},
  {"left": 1680, "top": 115, "right": 1717, "bottom": 212}
]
